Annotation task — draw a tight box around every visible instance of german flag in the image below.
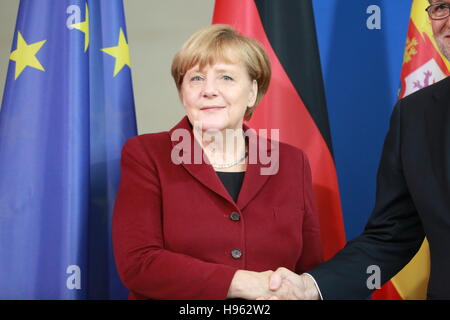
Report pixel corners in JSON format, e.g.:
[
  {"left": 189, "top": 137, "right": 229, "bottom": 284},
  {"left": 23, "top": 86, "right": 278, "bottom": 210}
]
[
  {"left": 212, "top": 0, "right": 346, "bottom": 260},
  {"left": 373, "top": 0, "right": 450, "bottom": 300}
]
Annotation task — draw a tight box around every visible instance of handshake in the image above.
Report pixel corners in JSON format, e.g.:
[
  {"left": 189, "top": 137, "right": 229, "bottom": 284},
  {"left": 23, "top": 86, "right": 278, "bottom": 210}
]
[{"left": 227, "top": 267, "right": 321, "bottom": 300}]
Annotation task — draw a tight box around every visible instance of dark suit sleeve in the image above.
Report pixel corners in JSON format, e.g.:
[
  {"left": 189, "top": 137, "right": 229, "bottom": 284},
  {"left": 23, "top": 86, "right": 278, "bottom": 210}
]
[
  {"left": 112, "top": 137, "right": 238, "bottom": 300},
  {"left": 308, "top": 102, "right": 425, "bottom": 299}
]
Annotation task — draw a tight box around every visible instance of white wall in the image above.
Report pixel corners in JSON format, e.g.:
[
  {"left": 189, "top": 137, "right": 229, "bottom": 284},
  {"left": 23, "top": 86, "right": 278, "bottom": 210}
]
[
  {"left": 124, "top": 0, "right": 214, "bottom": 133},
  {"left": 0, "top": 0, "right": 19, "bottom": 111},
  {"left": 0, "top": 0, "right": 214, "bottom": 134}
]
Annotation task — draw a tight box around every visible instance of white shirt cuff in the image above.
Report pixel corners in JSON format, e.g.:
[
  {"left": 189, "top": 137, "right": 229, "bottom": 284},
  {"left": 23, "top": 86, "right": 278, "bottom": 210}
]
[{"left": 303, "top": 273, "right": 324, "bottom": 300}]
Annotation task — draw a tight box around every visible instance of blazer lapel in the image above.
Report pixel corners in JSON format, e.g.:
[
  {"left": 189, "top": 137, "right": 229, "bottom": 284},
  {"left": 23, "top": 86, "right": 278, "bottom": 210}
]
[
  {"left": 168, "top": 117, "right": 278, "bottom": 210},
  {"left": 236, "top": 126, "right": 278, "bottom": 211},
  {"left": 425, "top": 77, "right": 450, "bottom": 197},
  {"left": 169, "top": 117, "right": 235, "bottom": 205}
]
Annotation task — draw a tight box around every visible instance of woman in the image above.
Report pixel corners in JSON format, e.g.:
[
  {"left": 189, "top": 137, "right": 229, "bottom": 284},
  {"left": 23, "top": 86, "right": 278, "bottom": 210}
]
[{"left": 112, "top": 24, "right": 322, "bottom": 300}]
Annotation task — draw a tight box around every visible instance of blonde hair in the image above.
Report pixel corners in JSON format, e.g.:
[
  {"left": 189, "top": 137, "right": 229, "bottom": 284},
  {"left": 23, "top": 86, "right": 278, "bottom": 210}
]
[{"left": 171, "top": 24, "right": 271, "bottom": 120}]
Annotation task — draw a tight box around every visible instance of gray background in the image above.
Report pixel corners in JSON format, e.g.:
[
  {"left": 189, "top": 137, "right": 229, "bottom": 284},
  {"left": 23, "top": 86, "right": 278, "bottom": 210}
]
[{"left": 0, "top": 0, "right": 215, "bottom": 134}]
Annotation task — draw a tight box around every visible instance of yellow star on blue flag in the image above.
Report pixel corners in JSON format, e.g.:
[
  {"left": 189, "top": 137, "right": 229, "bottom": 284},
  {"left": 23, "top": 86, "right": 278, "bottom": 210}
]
[
  {"left": 70, "top": 3, "right": 89, "bottom": 52},
  {"left": 9, "top": 32, "right": 46, "bottom": 80},
  {"left": 101, "top": 28, "right": 131, "bottom": 77}
]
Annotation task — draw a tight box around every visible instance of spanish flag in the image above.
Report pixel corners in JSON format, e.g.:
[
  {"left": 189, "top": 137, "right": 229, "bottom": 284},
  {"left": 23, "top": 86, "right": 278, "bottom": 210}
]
[
  {"left": 212, "top": 0, "right": 346, "bottom": 260},
  {"left": 372, "top": 0, "right": 450, "bottom": 300}
]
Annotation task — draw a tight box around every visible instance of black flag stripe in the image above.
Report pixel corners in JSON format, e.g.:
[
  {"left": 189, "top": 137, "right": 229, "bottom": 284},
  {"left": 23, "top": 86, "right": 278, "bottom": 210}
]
[{"left": 254, "top": 0, "right": 333, "bottom": 154}]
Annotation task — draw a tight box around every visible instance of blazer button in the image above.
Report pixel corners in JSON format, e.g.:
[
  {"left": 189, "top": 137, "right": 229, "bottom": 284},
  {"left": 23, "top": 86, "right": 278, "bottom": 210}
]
[
  {"left": 230, "top": 212, "right": 240, "bottom": 221},
  {"left": 231, "top": 249, "right": 242, "bottom": 259}
]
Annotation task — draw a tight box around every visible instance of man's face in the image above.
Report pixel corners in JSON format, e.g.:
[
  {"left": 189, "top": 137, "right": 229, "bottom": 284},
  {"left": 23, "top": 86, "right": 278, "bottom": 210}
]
[{"left": 430, "top": 0, "right": 450, "bottom": 60}]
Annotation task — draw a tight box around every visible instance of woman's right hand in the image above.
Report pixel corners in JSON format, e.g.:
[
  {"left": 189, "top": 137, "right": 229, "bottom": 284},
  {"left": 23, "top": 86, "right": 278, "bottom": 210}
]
[{"left": 227, "top": 270, "right": 275, "bottom": 300}]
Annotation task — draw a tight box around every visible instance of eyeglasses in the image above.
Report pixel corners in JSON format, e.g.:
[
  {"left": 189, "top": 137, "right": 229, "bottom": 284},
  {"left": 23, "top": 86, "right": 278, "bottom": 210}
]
[{"left": 426, "top": 2, "right": 450, "bottom": 20}]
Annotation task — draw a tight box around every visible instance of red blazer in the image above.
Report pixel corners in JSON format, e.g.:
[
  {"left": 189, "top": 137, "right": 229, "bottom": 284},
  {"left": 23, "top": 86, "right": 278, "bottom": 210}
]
[{"left": 112, "top": 116, "right": 323, "bottom": 300}]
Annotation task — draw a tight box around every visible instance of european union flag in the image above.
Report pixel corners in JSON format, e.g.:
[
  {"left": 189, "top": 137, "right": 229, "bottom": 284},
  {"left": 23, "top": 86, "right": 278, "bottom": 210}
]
[{"left": 0, "top": 0, "right": 137, "bottom": 299}]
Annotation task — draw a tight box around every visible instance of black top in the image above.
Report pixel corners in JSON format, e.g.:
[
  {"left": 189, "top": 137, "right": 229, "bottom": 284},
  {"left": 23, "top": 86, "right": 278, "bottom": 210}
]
[{"left": 216, "top": 171, "right": 245, "bottom": 203}]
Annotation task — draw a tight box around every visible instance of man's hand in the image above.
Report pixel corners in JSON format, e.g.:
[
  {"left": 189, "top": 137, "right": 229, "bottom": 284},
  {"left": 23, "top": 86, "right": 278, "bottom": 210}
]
[{"left": 260, "top": 267, "right": 321, "bottom": 300}]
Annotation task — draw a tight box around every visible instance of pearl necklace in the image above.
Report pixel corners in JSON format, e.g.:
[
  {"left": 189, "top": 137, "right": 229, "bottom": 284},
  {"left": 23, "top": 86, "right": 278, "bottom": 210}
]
[{"left": 211, "top": 151, "right": 248, "bottom": 169}]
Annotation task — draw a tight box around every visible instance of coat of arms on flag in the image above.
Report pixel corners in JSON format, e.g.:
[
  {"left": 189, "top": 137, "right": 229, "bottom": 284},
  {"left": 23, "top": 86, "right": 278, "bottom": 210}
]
[{"left": 399, "top": 0, "right": 450, "bottom": 99}]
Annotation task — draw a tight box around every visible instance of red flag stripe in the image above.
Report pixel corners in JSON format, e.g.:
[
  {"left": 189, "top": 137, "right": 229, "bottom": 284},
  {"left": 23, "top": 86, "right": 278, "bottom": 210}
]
[{"left": 372, "top": 280, "right": 403, "bottom": 300}]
